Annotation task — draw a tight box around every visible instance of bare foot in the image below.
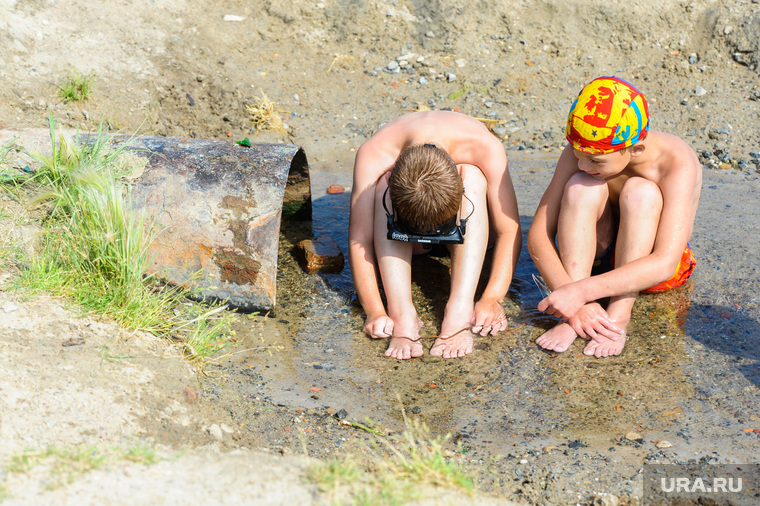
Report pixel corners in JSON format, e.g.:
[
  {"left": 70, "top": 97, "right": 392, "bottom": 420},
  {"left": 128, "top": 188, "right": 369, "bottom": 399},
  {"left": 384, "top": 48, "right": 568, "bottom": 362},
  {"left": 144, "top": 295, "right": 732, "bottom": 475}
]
[
  {"left": 385, "top": 337, "right": 424, "bottom": 359},
  {"left": 536, "top": 322, "right": 579, "bottom": 352},
  {"left": 583, "top": 323, "right": 628, "bottom": 357},
  {"left": 429, "top": 328, "right": 473, "bottom": 358}
]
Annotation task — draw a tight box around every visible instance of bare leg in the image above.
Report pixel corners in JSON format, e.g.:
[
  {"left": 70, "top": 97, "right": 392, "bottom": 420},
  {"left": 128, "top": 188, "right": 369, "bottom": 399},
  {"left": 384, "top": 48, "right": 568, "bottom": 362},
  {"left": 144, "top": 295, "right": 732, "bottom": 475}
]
[
  {"left": 536, "top": 173, "right": 614, "bottom": 352},
  {"left": 373, "top": 178, "right": 424, "bottom": 359},
  {"left": 431, "top": 165, "right": 487, "bottom": 358},
  {"left": 584, "top": 177, "right": 662, "bottom": 357}
]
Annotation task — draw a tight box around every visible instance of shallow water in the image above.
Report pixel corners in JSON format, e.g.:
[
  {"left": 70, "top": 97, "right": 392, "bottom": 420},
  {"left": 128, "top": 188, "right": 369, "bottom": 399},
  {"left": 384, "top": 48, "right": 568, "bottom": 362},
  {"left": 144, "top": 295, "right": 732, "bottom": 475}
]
[{"left": 217, "top": 151, "right": 760, "bottom": 500}]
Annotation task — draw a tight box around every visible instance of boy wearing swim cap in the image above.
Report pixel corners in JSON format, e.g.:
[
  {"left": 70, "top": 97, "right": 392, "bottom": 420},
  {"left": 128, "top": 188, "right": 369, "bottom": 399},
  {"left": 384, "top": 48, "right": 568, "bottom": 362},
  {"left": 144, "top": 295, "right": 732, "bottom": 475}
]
[
  {"left": 527, "top": 76, "right": 701, "bottom": 357},
  {"left": 349, "top": 111, "right": 521, "bottom": 359}
]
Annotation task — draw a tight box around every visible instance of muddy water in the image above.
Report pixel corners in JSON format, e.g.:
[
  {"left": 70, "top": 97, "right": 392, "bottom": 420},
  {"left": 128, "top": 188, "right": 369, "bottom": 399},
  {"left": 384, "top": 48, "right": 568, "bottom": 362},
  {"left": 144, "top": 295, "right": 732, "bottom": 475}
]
[{"left": 212, "top": 151, "right": 760, "bottom": 501}]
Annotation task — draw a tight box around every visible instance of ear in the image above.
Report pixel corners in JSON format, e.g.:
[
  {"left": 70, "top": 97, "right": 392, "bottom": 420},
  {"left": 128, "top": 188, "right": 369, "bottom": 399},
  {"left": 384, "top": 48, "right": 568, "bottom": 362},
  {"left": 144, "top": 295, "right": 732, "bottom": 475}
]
[
  {"left": 458, "top": 164, "right": 465, "bottom": 182},
  {"left": 630, "top": 143, "right": 646, "bottom": 157}
]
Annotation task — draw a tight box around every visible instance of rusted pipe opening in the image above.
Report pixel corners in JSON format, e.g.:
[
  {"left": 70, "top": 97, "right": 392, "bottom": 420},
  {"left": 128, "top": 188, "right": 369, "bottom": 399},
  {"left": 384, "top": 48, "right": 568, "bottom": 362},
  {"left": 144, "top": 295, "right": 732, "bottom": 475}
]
[{"left": 283, "top": 148, "right": 311, "bottom": 221}]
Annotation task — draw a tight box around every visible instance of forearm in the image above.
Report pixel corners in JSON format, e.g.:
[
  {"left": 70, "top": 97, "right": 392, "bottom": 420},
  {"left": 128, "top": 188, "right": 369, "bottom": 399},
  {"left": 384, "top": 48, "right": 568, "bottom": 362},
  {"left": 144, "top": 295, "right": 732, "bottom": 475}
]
[
  {"left": 577, "top": 253, "right": 676, "bottom": 301},
  {"left": 480, "top": 224, "right": 522, "bottom": 302},
  {"left": 348, "top": 242, "right": 386, "bottom": 318},
  {"left": 527, "top": 231, "right": 573, "bottom": 291}
]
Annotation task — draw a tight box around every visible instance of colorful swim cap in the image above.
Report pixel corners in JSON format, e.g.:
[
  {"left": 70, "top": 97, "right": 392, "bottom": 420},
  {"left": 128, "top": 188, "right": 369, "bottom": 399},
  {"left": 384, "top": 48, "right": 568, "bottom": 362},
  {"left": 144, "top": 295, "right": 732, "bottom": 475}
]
[{"left": 565, "top": 76, "right": 649, "bottom": 154}]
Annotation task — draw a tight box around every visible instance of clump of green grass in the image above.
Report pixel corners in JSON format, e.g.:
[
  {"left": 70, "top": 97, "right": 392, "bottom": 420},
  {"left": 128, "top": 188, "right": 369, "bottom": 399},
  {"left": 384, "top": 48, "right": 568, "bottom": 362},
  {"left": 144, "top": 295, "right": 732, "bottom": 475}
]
[
  {"left": 58, "top": 70, "right": 95, "bottom": 102},
  {"left": 9, "top": 445, "right": 106, "bottom": 489},
  {"left": 6, "top": 116, "right": 233, "bottom": 359},
  {"left": 7, "top": 444, "right": 163, "bottom": 490},
  {"left": 307, "top": 410, "right": 475, "bottom": 505}
]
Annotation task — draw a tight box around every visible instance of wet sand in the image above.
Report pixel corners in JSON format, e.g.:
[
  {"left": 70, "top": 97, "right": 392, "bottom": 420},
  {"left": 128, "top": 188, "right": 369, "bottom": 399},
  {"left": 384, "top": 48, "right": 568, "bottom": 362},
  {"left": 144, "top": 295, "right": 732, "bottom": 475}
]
[{"left": 207, "top": 151, "right": 760, "bottom": 503}]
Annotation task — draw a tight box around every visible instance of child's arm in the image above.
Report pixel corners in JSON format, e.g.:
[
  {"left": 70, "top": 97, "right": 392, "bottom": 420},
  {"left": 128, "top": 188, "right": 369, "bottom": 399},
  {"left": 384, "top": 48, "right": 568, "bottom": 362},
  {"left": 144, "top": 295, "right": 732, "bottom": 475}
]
[
  {"left": 348, "top": 146, "right": 394, "bottom": 338},
  {"left": 527, "top": 146, "right": 582, "bottom": 290},
  {"left": 471, "top": 147, "right": 522, "bottom": 334}
]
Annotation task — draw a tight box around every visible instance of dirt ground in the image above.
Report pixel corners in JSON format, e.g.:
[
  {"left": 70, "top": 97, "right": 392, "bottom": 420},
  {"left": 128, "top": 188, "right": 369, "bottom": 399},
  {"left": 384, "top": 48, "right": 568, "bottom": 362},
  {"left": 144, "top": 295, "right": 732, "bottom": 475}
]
[{"left": 2, "top": 0, "right": 760, "bottom": 504}]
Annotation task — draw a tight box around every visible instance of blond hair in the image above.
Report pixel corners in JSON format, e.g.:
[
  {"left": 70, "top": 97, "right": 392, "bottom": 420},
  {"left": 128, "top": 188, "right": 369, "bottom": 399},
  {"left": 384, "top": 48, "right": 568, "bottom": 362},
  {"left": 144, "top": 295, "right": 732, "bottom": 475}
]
[{"left": 388, "top": 144, "right": 462, "bottom": 233}]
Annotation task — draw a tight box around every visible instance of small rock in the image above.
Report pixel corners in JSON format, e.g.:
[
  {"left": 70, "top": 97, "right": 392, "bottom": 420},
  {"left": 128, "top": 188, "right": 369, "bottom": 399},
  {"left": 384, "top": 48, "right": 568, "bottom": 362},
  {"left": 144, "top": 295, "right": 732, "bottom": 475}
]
[
  {"left": 625, "top": 431, "right": 642, "bottom": 442},
  {"left": 492, "top": 126, "right": 508, "bottom": 139},
  {"left": 680, "top": 98, "right": 688, "bottom": 105},
  {"left": 656, "top": 440, "right": 673, "bottom": 448},
  {"left": 591, "top": 493, "right": 620, "bottom": 506},
  {"left": 568, "top": 439, "right": 588, "bottom": 449},
  {"left": 419, "top": 76, "right": 428, "bottom": 85},
  {"left": 749, "top": 152, "right": 760, "bottom": 159},
  {"left": 387, "top": 60, "right": 399, "bottom": 71},
  {"left": 208, "top": 424, "right": 224, "bottom": 441},
  {"left": 542, "top": 445, "right": 558, "bottom": 453},
  {"left": 223, "top": 14, "right": 245, "bottom": 22},
  {"left": 718, "top": 162, "right": 731, "bottom": 170},
  {"left": 335, "top": 408, "right": 348, "bottom": 420},
  {"left": 455, "top": 58, "right": 466, "bottom": 68},
  {"left": 296, "top": 237, "right": 344, "bottom": 274},
  {"left": 689, "top": 53, "right": 698, "bottom": 64},
  {"left": 694, "top": 86, "right": 707, "bottom": 97},
  {"left": 425, "top": 31, "right": 435, "bottom": 37},
  {"left": 2, "top": 301, "right": 19, "bottom": 313},
  {"left": 519, "top": 458, "right": 528, "bottom": 464},
  {"left": 446, "top": 73, "right": 457, "bottom": 82},
  {"left": 327, "top": 184, "right": 344, "bottom": 194}
]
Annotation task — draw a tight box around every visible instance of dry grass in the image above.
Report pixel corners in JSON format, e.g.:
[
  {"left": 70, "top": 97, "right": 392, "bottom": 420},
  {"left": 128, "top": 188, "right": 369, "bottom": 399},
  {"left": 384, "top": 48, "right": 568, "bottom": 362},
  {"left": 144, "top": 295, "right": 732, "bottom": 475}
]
[{"left": 245, "top": 90, "right": 290, "bottom": 134}]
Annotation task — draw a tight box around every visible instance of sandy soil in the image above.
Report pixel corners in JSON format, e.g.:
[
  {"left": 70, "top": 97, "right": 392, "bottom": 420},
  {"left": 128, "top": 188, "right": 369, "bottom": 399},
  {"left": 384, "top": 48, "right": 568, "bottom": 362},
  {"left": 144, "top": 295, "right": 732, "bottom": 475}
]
[{"left": 1, "top": 0, "right": 760, "bottom": 504}]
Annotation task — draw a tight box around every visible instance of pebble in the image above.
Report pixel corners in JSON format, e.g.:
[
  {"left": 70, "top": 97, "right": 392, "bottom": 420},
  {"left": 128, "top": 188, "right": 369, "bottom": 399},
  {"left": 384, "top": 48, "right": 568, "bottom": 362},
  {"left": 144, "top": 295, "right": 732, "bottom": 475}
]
[
  {"left": 656, "top": 440, "right": 673, "bottom": 448},
  {"left": 425, "top": 31, "right": 435, "bottom": 37},
  {"left": 493, "top": 125, "right": 508, "bottom": 139},
  {"left": 387, "top": 60, "right": 399, "bottom": 71},
  {"left": 694, "top": 86, "right": 707, "bottom": 97},
  {"left": 519, "top": 458, "right": 528, "bottom": 464},
  {"left": 455, "top": 58, "right": 466, "bottom": 68},
  {"left": 446, "top": 73, "right": 457, "bottom": 82},
  {"left": 750, "top": 152, "right": 760, "bottom": 159},
  {"left": 419, "top": 76, "right": 428, "bottom": 85},
  {"left": 625, "top": 431, "right": 642, "bottom": 441},
  {"left": 208, "top": 423, "right": 224, "bottom": 441},
  {"left": 689, "top": 53, "right": 698, "bottom": 64},
  {"left": 2, "top": 301, "right": 19, "bottom": 313}
]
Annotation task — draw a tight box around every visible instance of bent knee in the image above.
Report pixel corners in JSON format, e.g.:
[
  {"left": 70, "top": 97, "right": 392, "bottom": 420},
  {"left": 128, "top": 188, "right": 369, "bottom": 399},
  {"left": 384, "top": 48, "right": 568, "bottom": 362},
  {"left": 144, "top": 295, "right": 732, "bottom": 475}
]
[
  {"left": 619, "top": 177, "right": 662, "bottom": 213},
  {"left": 459, "top": 164, "right": 487, "bottom": 194},
  {"left": 562, "top": 172, "right": 608, "bottom": 207}
]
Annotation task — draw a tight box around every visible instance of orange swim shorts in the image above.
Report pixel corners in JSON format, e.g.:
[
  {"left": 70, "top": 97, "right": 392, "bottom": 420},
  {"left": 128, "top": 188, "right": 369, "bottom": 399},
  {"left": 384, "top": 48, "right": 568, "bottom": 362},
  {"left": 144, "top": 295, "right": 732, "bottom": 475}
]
[{"left": 640, "top": 245, "right": 697, "bottom": 294}]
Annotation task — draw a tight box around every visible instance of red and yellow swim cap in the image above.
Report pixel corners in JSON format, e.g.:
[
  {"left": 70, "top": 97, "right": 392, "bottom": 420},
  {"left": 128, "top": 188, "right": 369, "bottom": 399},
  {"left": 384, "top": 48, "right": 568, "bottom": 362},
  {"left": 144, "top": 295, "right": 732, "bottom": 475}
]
[{"left": 565, "top": 76, "right": 649, "bottom": 154}]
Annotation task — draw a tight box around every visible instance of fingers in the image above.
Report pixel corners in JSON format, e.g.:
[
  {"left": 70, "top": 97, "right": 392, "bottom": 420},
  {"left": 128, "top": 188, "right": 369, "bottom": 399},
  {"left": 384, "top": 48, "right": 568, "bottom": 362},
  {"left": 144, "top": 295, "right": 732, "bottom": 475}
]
[
  {"left": 363, "top": 317, "right": 394, "bottom": 338},
  {"left": 471, "top": 312, "right": 507, "bottom": 336}
]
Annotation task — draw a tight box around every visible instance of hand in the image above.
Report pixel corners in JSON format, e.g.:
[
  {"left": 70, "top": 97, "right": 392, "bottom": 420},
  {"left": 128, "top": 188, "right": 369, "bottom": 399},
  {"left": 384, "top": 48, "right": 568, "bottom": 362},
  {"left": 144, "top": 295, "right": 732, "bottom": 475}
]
[
  {"left": 470, "top": 298, "right": 507, "bottom": 336},
  {"left": 362, "top": 314, "right": 394, "bottom": 339},
  {"left": 567, "top": 303, "right": 623, "bottom": 342},
  {"left": 537, "top": 282, "right": 588, "bottom": 320}
]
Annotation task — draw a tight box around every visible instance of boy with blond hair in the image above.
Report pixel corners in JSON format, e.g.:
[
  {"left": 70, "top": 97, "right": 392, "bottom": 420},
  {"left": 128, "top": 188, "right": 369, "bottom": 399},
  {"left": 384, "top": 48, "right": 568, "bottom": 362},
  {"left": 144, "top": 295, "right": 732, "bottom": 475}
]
[
  {"left": 349, "top": 111, "right": 521, "bottom": 360},
  {"left": 528, "top": 76, "right": 701, "bottom": 357}
]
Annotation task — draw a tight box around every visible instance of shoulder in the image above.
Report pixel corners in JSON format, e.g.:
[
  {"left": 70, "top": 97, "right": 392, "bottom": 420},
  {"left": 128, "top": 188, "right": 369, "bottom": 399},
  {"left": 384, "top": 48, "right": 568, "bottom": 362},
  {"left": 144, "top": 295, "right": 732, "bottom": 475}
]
[{"left": 643, "top": 131, "right": 702, "bottom": 194}]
